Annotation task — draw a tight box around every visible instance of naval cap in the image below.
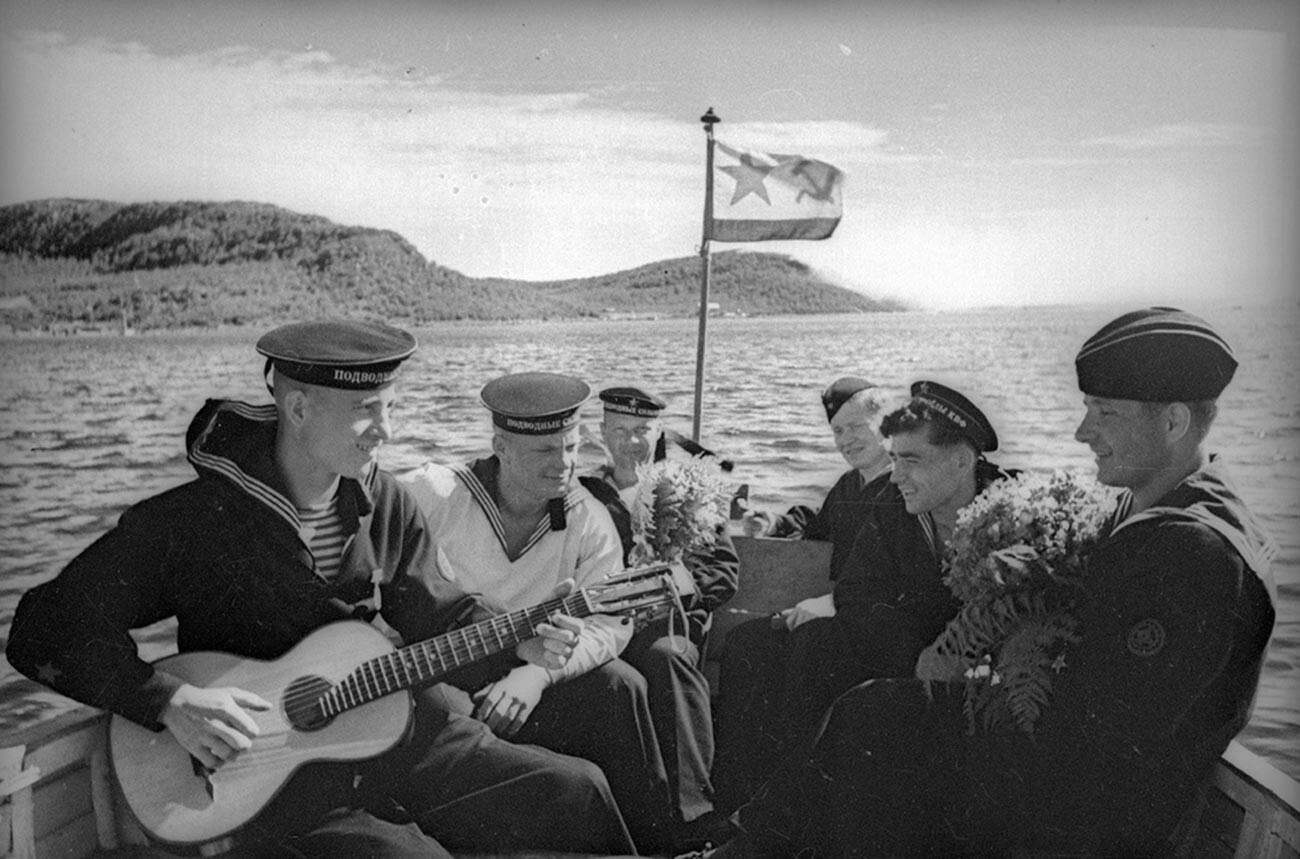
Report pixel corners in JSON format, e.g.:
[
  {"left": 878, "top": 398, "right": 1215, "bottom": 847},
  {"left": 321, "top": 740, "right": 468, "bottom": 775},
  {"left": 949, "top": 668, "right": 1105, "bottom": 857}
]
[
  {"left": 1075, "top": 307, "right": 1237, "bottom": 402},
  {"left": 909, "top": 380, "right": 998, "bottom": 453},
  {"left": 257, "top": 320, "right": 416, "bottom": 390},
  {"left": 482, "top": 372, "right": 591, "bottom": 435},
  {"left": 599, "top": 386, "right": 666, "bottom": 418},
  {"left": 821, "top": 376, "right": 878, "bottom": 422}
]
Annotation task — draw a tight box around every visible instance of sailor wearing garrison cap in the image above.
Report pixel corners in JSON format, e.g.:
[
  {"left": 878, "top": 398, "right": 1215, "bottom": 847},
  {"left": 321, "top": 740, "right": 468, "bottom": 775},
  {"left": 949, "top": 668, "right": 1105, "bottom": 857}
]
[
  {"left": 689, "top": 310, "right": 1278, "bottom": 859},
  {"left": 1075, "top": 305, "right": 1238, "bottom": 403},
  {"left": 1028, "top": 308, "right": 1278, "bottom": 850},
  {"left": 399, "top": 372, "right": 674, "bottom": 852}
]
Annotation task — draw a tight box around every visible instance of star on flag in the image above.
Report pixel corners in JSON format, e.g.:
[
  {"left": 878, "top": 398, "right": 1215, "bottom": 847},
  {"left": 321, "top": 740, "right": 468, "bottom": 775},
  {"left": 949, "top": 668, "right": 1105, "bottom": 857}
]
[
  {"left": 720, "top": 153, "right": 774, "bottom": 205},
  {"left": 708, "top": 140, "right": 844, "bottom": 242}
]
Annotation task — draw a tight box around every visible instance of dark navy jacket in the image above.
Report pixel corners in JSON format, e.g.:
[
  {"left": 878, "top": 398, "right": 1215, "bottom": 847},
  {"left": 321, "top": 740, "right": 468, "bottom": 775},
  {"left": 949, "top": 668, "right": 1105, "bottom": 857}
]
[
  {"left": 6, "top": 399, "right": 482, "bottom": 730},
  {"left": 831, "top": 460, "right": 1016, "bottom": 678},
  {"left": 767, "top": 467, "right": 891, "bottom": 582}
]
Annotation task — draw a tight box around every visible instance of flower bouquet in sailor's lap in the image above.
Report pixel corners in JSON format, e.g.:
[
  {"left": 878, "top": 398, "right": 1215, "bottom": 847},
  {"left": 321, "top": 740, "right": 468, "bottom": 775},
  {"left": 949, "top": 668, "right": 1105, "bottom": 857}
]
[
  {"left": 626, "top": 456, "right": 732, "bottom": 611},
  {"left": 916, "top": 470, "right": 1115, "bottom": 734}
]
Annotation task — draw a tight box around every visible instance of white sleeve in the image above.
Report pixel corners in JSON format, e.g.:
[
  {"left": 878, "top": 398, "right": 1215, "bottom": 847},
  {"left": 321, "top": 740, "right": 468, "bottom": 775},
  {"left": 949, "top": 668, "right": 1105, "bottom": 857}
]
[
  {"left": 548, "top": 492, "right": 631, "bottom": 680},
  {"left": 571, "top": 493, "right": 625, "bottom": 586},
  {"left": 548, "top": 613, "right": 633, "bottom": 682}
]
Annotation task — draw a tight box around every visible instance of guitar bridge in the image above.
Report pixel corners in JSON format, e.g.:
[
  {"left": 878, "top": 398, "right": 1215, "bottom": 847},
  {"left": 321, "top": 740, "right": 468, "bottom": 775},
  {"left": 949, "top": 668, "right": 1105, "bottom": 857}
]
[{"left": 190, "top": 755, "right": 215, "bottom": 799}]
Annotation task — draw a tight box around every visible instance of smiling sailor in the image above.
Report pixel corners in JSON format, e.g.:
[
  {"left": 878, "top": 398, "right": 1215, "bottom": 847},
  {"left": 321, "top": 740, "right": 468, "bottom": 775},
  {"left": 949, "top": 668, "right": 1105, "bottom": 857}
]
[
  {"left": 698, "top": 307, "right": 1279, "bottom": 858},
  {"left": 6, "top": 320, "right": 635, "bottom": 857},
  {"left": 400, "top": 371, "right": 678, "bottom": 853}
]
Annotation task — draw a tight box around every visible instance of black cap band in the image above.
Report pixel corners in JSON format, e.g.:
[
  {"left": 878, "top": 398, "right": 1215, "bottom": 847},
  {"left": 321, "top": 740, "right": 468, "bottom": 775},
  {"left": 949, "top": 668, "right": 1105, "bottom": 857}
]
[
  {"left": 482, "top": 372, "right": 591, "bottom": 436},
  {"left": 257, "top": 320, "right": 416, "bottom": 391}
]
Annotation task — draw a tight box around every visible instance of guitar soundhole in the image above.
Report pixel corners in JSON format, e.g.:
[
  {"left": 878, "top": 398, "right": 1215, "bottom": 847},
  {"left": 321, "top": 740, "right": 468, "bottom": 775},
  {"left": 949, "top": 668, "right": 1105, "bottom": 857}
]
[{"left": 283, "top": 674, "right": 334, "bottom": 731}]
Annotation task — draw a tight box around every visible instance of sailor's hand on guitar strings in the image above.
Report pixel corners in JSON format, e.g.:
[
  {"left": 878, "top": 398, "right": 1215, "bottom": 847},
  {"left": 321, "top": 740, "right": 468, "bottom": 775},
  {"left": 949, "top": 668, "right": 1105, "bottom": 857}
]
[
  {"left": 160, "top": 683, "right": 272, "bottom": 770},
  {"left": 516, "top": 577, "right": 582, "bottom": 671},
  {"left": 517, "top": 613, "right": 582, "bottom": 671},
  {"left": 472, "top": 665, "right": 548, "bottom": 737}
]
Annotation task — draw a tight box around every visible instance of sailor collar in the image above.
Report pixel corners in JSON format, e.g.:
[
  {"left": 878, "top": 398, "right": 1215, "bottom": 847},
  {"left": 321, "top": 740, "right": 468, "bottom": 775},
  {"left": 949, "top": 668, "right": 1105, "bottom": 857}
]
[
  {"left": 453, "top": 456, "right": 587, "bottom": 560},
  {"left": 188, "top": 400, "right": 377, "bottom": 533}
]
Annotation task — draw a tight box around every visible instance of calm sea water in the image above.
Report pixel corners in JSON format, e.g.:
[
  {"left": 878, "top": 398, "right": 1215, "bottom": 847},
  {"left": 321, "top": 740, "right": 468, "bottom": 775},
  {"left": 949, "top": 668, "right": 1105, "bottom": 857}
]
[{"left": 2, "top": 305, "right": 1297, "bottom": 778}]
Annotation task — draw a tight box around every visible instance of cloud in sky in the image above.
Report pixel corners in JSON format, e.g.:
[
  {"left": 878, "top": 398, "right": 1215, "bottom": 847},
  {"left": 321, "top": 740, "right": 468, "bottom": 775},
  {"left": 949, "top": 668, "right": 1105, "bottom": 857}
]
[
  {"left": 1, "top": 4, "right": 1296, "bottom": 310},
  {"left": 1079, "top": 123, "right": 1272, "bottom": 150}
]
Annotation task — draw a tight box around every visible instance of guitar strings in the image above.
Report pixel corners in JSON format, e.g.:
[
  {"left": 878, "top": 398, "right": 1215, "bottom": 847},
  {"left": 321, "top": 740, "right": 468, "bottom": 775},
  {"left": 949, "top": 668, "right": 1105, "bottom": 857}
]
[
  {"left": 278, "top": 594, "right": 577, "bottom": 716},
  {"left": 279, "top": 569, "right": 672, "bottom": 717}
]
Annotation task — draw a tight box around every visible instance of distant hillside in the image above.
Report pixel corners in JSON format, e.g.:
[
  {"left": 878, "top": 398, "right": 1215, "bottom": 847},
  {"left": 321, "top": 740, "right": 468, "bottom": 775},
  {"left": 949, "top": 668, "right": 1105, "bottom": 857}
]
[{"left": 0, "top": 199, "right": 902, "bottom": 331}]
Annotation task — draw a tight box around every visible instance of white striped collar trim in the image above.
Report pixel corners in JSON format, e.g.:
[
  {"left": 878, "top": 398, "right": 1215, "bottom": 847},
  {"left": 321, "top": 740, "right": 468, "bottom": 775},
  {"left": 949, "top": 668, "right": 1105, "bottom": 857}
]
[
  {"left": 187, "top": 401, "right": 378, "bottom": 532},
  {"left": 188, "top": 402, "right": 301, "bottom": 530},
  {"left": 1077, "top": 325, "right": 1231, "bottom": 359},
  {"left": 1105, "top": 491, "right": 1135, "bottom": 535},
  {"left": 452, "top": 461, "right": 584, "bottom": 560},
  {"left": 918, "top": 511, "right": 940, "bottom": 558}
]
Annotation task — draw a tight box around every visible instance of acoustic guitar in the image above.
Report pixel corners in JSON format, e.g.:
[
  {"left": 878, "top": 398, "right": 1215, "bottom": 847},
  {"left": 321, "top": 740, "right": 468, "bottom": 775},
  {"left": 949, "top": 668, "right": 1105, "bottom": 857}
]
[{"left": 110, "top": 563, "right": 686, "bottom": 849}]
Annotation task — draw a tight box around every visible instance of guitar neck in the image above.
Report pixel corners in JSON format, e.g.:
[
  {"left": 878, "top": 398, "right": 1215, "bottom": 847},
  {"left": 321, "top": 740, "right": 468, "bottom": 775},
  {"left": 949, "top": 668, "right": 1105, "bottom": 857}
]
[{"left": 319, "top": 591, "right": 593, "bottom": 718}]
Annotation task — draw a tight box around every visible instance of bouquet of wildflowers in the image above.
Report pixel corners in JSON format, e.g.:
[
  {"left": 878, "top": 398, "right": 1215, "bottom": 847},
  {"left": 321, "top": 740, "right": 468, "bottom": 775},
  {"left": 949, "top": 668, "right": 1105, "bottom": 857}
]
[
  {"left": 627, "top": 456, "right": 731, "bottom": 566},
  {"left": 917, "top": 469, "right": 1114, "bottom": 734}
]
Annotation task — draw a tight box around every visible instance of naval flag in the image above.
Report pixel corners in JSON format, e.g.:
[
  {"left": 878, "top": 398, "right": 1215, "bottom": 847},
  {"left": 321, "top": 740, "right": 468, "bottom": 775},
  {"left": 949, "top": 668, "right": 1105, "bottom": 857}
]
[{"left": 707, "top": 140, "right": 843, "bottom": 242}]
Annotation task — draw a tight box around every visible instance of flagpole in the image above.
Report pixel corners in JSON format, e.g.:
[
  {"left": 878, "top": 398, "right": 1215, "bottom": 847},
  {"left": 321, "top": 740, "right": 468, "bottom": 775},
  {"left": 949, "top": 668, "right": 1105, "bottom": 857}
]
[{"left": 692, "top": 107, "right": 720, "bottom": 443}]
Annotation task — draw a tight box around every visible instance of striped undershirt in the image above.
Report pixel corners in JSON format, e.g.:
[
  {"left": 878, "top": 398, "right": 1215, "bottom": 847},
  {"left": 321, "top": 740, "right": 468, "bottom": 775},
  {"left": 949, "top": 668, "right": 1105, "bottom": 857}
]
[{"left": 299, "top": 494, "right": 346, "bottom": 580}]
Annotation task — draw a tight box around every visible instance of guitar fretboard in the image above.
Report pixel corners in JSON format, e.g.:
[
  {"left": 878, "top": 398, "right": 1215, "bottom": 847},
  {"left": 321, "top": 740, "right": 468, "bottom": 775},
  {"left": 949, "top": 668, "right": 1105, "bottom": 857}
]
[{"left": 318, "top": 591, "right": 593, "bottom": 717}]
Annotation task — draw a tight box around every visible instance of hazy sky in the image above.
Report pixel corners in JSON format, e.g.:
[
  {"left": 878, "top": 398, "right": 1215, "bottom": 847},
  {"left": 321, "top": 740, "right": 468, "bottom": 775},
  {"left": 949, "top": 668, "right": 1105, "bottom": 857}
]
[{"left": 1, "top": 0, "right": 1296, "bottom": 309}]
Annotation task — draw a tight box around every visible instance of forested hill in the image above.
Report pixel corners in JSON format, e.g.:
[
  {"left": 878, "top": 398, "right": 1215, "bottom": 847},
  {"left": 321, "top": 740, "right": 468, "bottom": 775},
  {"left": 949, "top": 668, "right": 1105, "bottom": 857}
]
[{"left": 0, "top": 199, "right": 902, "bottom": 331}]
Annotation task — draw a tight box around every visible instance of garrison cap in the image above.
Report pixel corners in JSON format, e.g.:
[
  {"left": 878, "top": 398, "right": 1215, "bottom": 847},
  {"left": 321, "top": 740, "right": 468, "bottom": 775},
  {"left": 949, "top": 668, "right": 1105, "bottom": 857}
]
[
  {"left": 482, "top": 372, "right": 591, "bottom": 435},
  {"left": 1075, "top": 307, "right": 1237, "bottom": 402},
  {"left": 821, "top": 376, "right": 878, "bottom": 422},
  {"left": 257, "top": 320, "right": 416, "bottom": 390},
  {"left": 910, "top": 380, "right": 998, "bottom": 453},
  {"left": 599, "top": 386, "right": 666, "bottom": 418}
]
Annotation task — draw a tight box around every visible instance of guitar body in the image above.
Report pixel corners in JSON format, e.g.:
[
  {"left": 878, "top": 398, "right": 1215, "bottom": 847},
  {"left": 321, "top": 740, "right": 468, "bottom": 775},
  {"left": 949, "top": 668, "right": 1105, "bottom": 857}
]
[
  {"left": 108, "top": 563, "right": 683, "bottom": 849},
  {"left": 110, "top": 621, "right": 410, "bottom": 847}
]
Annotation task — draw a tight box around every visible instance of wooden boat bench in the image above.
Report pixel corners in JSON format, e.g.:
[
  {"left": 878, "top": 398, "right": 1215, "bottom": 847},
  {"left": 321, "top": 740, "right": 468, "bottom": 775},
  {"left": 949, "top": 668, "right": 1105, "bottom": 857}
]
[{"left": 2, "top": 536, "right": 1296, "bottom": 858}]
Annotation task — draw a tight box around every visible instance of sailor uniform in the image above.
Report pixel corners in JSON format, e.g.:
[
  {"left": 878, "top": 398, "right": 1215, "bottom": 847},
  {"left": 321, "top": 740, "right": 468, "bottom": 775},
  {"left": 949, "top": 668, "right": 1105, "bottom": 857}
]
[
  {"left": 732, "top": 458, "right": 1276, "bottom": 857},
  {"left": 399, "top": 458, "right": 628, "bottom": 676},
  {"left": 725, "top": 309, "right": 1275, "bottom": 856},
  {"left": 712, "top": 460, "right": 1013, "bottom": 814},
  {"left": 6, "top": 398, "right": 634, "bottom": 856},
  {"left": 400, "top": 455, "right": 677, "bottom": 853},
  {"left": 763, "top": 465, "right": 890, "bottom": 581}
]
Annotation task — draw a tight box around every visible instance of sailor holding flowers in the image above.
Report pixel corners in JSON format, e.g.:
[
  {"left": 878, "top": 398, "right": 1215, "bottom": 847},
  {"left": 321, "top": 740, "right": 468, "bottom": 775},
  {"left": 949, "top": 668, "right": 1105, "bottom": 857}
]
[
  {"left": 580, "top": 385, "right": 740, "bottom": 853},
  {"left": 694, "top": 307, "right": 1277, "bottom": 858}
]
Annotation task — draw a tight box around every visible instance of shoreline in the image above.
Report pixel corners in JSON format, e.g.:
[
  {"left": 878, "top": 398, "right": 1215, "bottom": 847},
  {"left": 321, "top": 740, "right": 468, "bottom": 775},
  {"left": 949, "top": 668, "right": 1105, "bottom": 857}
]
[{"left": 3, "top": 298, "right": 1290, "bottom": 342}]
